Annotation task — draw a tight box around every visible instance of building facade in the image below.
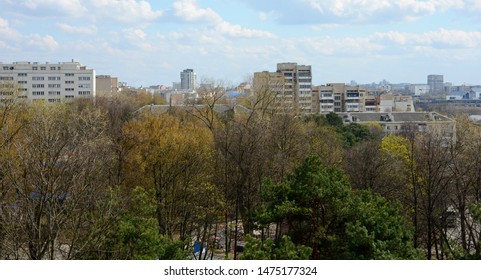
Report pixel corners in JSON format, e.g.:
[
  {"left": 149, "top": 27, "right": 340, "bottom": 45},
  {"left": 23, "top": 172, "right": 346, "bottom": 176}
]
[
  {"left": 0, "top": 61, "right": 95, "bottom": 102},
  {"left": 428, "top": 74, "right": 444, "bottom": 94},
  {"left": 180, "top": 69, "right": 196, "bottom": 91},
  {"left": 318, "top": 83, "right": 366, "bottom": 113},
  {"left": 253, "top": 62, "right": 313, "bottom": 114},
  {"left": 96, "top": 75, "right": 118, "bottom": 97}
]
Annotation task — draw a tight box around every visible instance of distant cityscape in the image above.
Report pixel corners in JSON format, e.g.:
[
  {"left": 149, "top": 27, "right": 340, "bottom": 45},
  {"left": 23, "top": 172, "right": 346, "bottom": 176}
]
[{"left": 1, "top": 60, "right": 480, "bottom": 115}]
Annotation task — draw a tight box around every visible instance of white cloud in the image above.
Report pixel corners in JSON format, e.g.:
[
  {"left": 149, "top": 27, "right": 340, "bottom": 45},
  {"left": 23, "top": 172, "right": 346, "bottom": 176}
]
[
  {"left": 216, "top": 21, "right": 277, "bottom": 39},
  {"left": 21, "top": 0, "right": 87, "bottom": 16},
  {"left": 0, "top": 17, "right": 22, "bottom": 41},
  {"left": 243, "top": 0, "right": 466, "bottom": 24},
  {"left": 258, "top": 12, "right": 268, "bottom": 21},
  {"left": 57, "top": 23, "right": 98, "bottom": 35},
  {"left": 27, "top": 34, "right": 59, "bottom": 51},
  {"left": 172, "top": 0, "right": 222, "bottom": 23},
  {"left": 374, "top": 29, "right": 481, "bottom": 48},
  {"left": 92, "top": 0, "right": 163, "bottom": 22},
  {"left": 124, "top": 28, "right": 147, "bottom": 41},
  {"left": 172, "top": 0, "right": 276, "bottom": 39}
]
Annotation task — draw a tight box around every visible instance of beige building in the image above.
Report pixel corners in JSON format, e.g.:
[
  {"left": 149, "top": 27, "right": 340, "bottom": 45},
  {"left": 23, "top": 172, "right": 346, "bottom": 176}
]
[
  {"left": 379, "top": 94, "right": 414, "bottom": 112},
  {"left": 0, "top": 61, "right": 95, "bottom": 103},
  {"left": 253, "top": 62, "right": 313, "bottom": 114},
  {"left": 337, "top": 111, "right": 456, "bottom": 144},
  {"left": 96, "top": 75, "right": 118, "bottom": 97},
  {"left": 318, "top": 83, "right": 366, "bottom": 113}
]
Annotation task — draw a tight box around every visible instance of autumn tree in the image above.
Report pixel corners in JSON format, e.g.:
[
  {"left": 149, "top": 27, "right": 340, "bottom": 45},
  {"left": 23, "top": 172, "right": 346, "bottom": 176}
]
[
  {"left": 122, "top": 112, "right": 221, "bottom": 247},
  {"left": 2, "top": 103, "right": 115, "bottom": 259}
]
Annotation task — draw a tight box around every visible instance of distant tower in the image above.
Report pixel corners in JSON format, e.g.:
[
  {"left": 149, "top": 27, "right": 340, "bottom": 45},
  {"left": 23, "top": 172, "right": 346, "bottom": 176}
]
[
  {"left": 180, "top": 69, "right": 196, "bottom": 91},
  {"left": 427, "top": 74, "right": 444, "bottom": 94}
]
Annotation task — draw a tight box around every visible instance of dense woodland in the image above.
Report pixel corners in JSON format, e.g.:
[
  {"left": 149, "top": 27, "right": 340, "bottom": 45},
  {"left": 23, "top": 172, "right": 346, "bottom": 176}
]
[{"left": 1, "top": 86, "right": 481, "bottom": 260}]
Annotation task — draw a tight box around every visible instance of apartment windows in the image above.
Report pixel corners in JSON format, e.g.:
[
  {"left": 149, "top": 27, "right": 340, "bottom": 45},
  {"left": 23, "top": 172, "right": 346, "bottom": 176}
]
[
  {"left": 78, "top": 76, "right": 91, "bottom": 81},
  {"left": 32, "top": 91, "right": 45, "bottom": 95},
  {"left": 48, "top": 84, "right": 61, "bottom": 88},
  {"left": 48, "top": 98, "right": 60, "bottom": 103},
  {"left": 65, "top": 88, "right": 74, "bottom": 91},
  {"left": 32, "top": 84, "right": 45, "bottom": 88},
  {"left": 65, "top": 95, "right": 74, "bottom": 99},
  {"left": 32, "top": 77, "right": 44, "bottom": 81},
  {"left": 18, "top": 73, "right": 27, "bottom": 77},
  {"left": 78, "top": 84, "right": 91, "bottom": 88},
  {"left": 18, "top": 81, "right": 27, "bottom": 84},
  {"left": 50, "top": 67, "right": 56, "bottom": 70},
  {"left": 48, "top": 76, "right": 60, "bottom": 81},
  {"left": 79, "top": 91, "right": 91, "bottom": 95},
  {"left": 0, "top": 77, "right": 13, "bottom": 81},
  {"left": 40, "top": 66, "right": 46, "bottom": 70},
  {"left": 2, "top": 66, "right": 9, "bottom": 70},
  {"left": 48, "top": 91, "right": 61, "bottom": 95},
  {"left": 32, "top": 66, "right": 38, "bottom": 70},
  {"left": 65, "top": 80, "right": 74, "bottom": 84},
  {"left": 65, "top": 73, "right": 74, "bottom": 77}
]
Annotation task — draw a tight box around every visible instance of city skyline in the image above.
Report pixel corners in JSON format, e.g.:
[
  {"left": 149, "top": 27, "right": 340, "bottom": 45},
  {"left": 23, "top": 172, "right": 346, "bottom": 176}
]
[{"left": 1, "top": 0, "right": 481, "bottom": 87}]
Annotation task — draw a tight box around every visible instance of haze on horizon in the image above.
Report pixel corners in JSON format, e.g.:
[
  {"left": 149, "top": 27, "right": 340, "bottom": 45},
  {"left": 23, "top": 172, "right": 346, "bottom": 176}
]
[{"left": 1, "top": 0, "right": 481, "bottom": 87}]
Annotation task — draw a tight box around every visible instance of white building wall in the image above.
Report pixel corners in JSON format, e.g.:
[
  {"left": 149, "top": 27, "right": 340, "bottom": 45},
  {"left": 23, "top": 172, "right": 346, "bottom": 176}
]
[{"left": 0, "top": 61, "right": 95, "bottom": 102}]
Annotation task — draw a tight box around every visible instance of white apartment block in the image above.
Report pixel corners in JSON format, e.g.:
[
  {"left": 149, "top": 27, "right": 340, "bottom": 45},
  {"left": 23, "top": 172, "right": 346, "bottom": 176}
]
[{"left": 0, "top": 61, "right": 95, "bottom": 103}]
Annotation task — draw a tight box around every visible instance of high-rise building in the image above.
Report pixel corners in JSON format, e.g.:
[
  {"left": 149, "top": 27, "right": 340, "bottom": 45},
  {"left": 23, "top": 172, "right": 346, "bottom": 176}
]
[
  {"left": 253, "top": 62, "right": 313, "bottom": 114},
  {"left": 180, "top": 69, "right": 196, "bottom": 91},
  {"left": 427, "top": 74, "right": 444, "bottom": 94},
  {"left": 0, "top": 61, "right": 95, "bottom": 102}
]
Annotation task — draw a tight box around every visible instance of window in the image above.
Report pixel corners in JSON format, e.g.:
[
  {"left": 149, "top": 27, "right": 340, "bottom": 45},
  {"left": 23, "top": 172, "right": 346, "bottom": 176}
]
[
  {"left": 65, "top": 73, "right": 74, "bottom": 77},
  {"left": 48, "top": 76, "right": 60, "bottom": 81},
  {"left": 78, "top": 84, "right": 91, "bottom": 88},
  {"left": 50, "top": 67, "right": 56, "bottom": 70},
  {"left": 33, "top": 91, "right": 45, "bottom": 95},
  {"left": 18, "top": 73, "right": 27, "bottom": 77},
  {"left": 40, "top": 66, "right": 46, "bottom": 70},
  {"left": 0, "top": 77, "right": 13, "bottom": 81},
  {"left": 65, "top": 95, "right": 74, "bottom": 99},
  {"left": 78, "top": 76, "right": 91, "bottom": 81},
  {"left": 65, "top": 88, "right": 74, "bottom": 91},
  {"left": 65, "top": 80, "right": 74, "bottom": 84},
  {"left": 18, "top": 81, "right": 27, "bottom": 84},
  {"left": 48, "top": 84, "right": 61, "bottom": 88},
  {"left": 48, "top": 99, "right": 60, "bottom": 103},
  {"left": 79, "top": 91, "right": 91, "bottom": 95},
  {"left": 3, "top": 66, "right": 9, "bottom": 70},
  {"left": 32, "top": 66, "right": 38, "bottom": 70},
  {"left": 32, "top": 84, "right": 45, "bottom": 88},
  {"left": 32, "top": 77, "right": 44, "bottom": 81}
]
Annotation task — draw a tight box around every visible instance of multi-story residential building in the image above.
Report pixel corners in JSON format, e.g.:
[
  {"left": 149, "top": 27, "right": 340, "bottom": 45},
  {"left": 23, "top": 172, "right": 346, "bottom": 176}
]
[
  {"left": 428, "top": 74, "right": 444, "bottom": 94},
  {"left": 180, "top": 69, "right": 196, "bottom": 91},
  {"left": 379, "top": 94, "right": 415, "bottom": 112},
  {"left": 96, "top": 75, "right": 118, "bottom": 97},
  {"left": 318, "top": 83, "right": 365, "bottom": 113},
  {"left": 253, "top": 62, "right": 313, "bottom": 114},
  {"left": 0, "top": 61, "right": 95, "bottom": 102}
]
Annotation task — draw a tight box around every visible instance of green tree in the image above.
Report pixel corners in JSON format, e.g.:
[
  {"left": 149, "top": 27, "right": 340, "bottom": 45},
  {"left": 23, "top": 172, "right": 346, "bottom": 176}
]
[{"left": 256, "top": 155, "right": 421, "bottom": 259}]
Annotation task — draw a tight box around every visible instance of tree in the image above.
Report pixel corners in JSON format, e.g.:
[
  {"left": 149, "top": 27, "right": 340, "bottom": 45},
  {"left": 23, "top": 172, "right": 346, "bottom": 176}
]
[
  {"left": 256, "top": 155, "right": 420, "bottom": 259},
  {"left": 2, "top": 103, "right": 114, "bottom": 259},
  {"left": 122, "top": 113, "right": 218, "bottom": 243},
  {"left": 241, "top": 234, "right": 312, "bottom": 260}
]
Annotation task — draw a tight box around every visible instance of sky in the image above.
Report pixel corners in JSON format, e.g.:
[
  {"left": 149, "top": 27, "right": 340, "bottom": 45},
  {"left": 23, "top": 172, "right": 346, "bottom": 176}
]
[{"left": 1, "top": 0, "right": 481, "bottom": 87}]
